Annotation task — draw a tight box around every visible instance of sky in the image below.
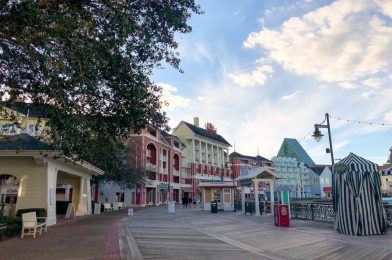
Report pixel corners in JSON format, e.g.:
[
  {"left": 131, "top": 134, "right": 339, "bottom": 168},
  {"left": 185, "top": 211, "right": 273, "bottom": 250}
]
[{"left": 152, "top": 0, "right": 392, "bottom": 165}]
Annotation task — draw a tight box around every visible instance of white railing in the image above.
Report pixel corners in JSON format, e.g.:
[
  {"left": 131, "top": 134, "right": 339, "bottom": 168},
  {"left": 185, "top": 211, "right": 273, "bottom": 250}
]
[
  {"left": 173, "top": 169, "right": 180, "bottom": 176},
  {"left": 181, "top": 172, "right": 192, "bottom": 179},
  {"left": 182, "top": 161, "right": 191, "bottom": 168},
  {"left": 146, "top": 163, "right": 157, "bottom": 172},
  {"left": 161, "top": 168, "right": 168, "bottom": 174},
  {"left": 160, "top": 155, "right": 167, "bottom": 161}
]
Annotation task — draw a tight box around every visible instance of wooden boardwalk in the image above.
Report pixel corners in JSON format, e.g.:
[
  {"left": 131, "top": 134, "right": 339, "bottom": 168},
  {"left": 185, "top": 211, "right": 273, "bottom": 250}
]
[{"left": 118, "top": 206, "right": 392, "bottom": 260}]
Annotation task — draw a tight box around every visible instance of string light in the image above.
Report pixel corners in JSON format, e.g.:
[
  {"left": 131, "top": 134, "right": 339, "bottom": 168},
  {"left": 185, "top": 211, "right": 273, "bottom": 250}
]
[
  {"left": 329, "top": 115, "right": 392, "bottom": 126},
  {"left": 298, "top": 114, "right": 392, "bottom": 143}
]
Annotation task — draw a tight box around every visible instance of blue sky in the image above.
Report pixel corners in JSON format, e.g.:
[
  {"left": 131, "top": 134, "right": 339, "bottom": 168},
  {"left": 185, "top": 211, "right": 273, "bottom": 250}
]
[{"left": 152, "top": 0, "right": 392, "bottom": 165}]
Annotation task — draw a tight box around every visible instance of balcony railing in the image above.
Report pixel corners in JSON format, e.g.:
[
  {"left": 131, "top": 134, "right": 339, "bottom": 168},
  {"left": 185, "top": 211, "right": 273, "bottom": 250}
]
[
  {"left": 181, "top": 172, "right": 192, "bottom": 179},
  {"left": 146, "top": 163, "right": 157, "bottom": 172},
  {"left": 173, "top": 169, "right": 180, "bottom": 177},
  {"left": 161, "top": 168, "right": 168, "bottom": 174}
]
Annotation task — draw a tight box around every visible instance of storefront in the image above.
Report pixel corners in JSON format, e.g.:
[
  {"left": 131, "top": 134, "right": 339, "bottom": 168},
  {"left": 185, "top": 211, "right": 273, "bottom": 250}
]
[{"left": 198, "top": 181, "right": 235, "bottom": 211}]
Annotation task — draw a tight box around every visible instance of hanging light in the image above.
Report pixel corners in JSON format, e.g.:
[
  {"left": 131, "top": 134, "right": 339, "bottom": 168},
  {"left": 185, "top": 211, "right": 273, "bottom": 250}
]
[{"left": 312, "top": 126, "right": 324, "bottom": 142}]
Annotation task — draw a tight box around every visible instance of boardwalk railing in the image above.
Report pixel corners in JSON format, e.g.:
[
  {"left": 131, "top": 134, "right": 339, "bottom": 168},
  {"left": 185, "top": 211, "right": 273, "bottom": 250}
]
[
  {"left": 291, "top": 202, "right": 392, "bottom": 227},
  {"left": 290, "top": 202, "right": 334, "bottom": 223}
]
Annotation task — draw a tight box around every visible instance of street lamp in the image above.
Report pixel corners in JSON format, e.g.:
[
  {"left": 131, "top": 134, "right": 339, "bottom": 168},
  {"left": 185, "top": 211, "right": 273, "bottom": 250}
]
[{"left": 312, "top": 113, "right": 334, "bottom": 166}]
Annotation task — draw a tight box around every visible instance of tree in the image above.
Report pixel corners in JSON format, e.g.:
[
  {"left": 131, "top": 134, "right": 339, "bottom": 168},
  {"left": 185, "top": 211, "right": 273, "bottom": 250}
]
[{"left": 0, "top": 0, "right": 202, "bottom": 187}]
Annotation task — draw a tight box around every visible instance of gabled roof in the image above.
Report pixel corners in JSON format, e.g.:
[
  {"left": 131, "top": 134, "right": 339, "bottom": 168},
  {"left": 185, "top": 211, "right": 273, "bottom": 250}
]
[
  {"left": 182, "top": 121, "right": 231, "bottom": 146},
  {"left": 160, "top": 130, "right": 186, "bottom": 148},
  {"left": 229, "top": 151, "right": 271, "bottom": 163},
  {"left": 277, "top": 138, "right": 315, "bottom": 166},
  {"left": 309, "top": 165, "right": 329, "bottom": 176},
  {"left": 0, "top": 133, "right": 53, "bottom": 150},
  {"left": 2, "top": 102, "right": 53, "bottom": 118}
]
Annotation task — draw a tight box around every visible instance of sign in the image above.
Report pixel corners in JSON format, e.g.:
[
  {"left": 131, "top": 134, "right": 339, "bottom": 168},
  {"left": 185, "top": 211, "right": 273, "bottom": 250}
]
[
  {"left": 49, "top": 189, "right": 55, "bottom": 205},
  {"left": 168, "top": 201, "right": 175, "bottom": 214},
  {"left": 65, "top": 203, "right": 75, "bottom": 219},
  {"left": 94, "top": 203, "right": 101, "bottom": 214},
  {"left": 128, "top": 208, "right": 134, "bottom": 217}
]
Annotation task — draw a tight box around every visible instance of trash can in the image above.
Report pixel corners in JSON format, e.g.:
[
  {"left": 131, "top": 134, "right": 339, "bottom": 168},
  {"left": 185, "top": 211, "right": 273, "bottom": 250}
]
[
  {"left": 274, "top": 204, "right": 289, "bottom": 227},
  {"left": 211, "top": 201, "right": 218, "bottom": 213}
]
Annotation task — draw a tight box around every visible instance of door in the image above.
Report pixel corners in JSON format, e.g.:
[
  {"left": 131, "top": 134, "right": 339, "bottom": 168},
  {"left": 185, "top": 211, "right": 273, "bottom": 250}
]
[
  {"left": 223, "top": 188, "right": 232, "bottom": 210},
  {"left": 212, "top": 189, "right": 223, "bottom": 210}
]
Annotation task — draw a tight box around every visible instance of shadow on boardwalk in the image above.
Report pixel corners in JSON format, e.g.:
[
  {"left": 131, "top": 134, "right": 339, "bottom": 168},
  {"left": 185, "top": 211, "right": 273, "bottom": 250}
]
[
  {"left": 0, "top": 211, "right": 127, "bottom": 260},
  {"left": 119, "top": 206, "right": 392, "bottom": 260}
]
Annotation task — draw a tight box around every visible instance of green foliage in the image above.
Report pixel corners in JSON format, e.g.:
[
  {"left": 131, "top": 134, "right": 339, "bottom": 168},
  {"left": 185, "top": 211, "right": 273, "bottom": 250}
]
[
  {"left": 3, "top": 216, "right": 22, "bottom": 237},
  {"left": 16, "top": 208, "right": 47, "bottom": 218},
  {"left": 0, "top": 1, "right": 202, "bottom": 186}
]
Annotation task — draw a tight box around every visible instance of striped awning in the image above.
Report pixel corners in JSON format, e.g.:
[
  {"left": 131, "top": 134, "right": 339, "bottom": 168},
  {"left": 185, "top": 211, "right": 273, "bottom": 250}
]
[
  {"left": 382, "top": 167, "right": 392, "bottom": 176},
  {"left": 335, "top": 153, "right": 378, "bottom": 173}
]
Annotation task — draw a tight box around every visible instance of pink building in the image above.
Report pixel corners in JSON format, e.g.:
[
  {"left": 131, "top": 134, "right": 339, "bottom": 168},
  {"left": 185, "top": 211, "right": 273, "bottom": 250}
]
[{"left": 129, "top": 126, "right": 189, "bottom": 207}]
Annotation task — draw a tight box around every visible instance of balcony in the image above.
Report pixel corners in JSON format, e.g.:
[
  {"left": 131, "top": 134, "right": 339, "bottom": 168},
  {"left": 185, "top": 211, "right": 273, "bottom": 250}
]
[
  {"left": 146, "top": 163, "right": 157, "bottom": 172},
  {"left": 181, "top": 172, "right": 192, "bottom": 179},
  {"left": 161, "top": 168, "right": 168, "bottom": 174},
  {"left": 160, "top": 155, "right": 167, "bottom": 161},
  {"left": 173, "top": 169, "right": 180, "bottom": 177},
  {"left": 182, "top": 161, "right": 191, "bottom": 168}
]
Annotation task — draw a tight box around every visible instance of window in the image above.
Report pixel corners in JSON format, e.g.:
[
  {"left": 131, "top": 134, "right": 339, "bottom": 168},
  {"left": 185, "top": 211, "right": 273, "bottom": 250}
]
[
  {"left": 213, "top": 190, "right": 221, "bottom": 203},
  {"left": 116, "top": 192, "right": 124, "bottom": 202}
]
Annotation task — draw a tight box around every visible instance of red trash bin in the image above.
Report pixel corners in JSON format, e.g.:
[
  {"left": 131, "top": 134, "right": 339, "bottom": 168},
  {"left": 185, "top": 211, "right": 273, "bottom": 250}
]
[{"left": 278, "top": 205, "right": 290, "bottom": 227}]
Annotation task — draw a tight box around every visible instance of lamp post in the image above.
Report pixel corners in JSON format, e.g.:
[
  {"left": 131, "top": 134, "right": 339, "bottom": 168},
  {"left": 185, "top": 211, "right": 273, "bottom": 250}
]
[
  {"left": 312, "top": 113, "right": 334, "bottom": 166},
  {"left": 312, "top": 113, "right": 335, "bottom": 213}
]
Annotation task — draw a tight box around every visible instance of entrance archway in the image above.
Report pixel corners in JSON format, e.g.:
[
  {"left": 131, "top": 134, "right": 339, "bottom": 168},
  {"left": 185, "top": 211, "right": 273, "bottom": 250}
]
[{"left": 0, "top": 174, "right": 20, "bottom": 217}]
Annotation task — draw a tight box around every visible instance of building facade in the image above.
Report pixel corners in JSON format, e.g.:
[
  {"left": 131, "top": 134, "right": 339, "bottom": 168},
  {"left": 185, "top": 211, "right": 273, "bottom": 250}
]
[
  {"left": 172, "top": 117, "right": 234, "bottom": 211},
  {"left": 127, "top": 126, "right": 190, "bottom": 207},
  {"left": 230, "top": 152, "right": 273, "bottom": 199}
]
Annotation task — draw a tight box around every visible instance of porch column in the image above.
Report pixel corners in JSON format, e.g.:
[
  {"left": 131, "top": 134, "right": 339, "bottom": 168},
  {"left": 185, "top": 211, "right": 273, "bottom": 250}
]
[
  {"left": 47, "top": 165, "right": 58, "bottom": 226},
  {"left": 86, "top": 178, "right": 92, "bottom": 214},
  {"left": 212, "top": 145, "right": 214, "bottom": 165},
  {"left": 241, "top": 186, "right": 245, "bottom": 214},
  {"left": 270, "top": 179, "right": 275, "bottom": 216},
  {"left": 199, "top": 140, "right": 202, "bottom": 163},
  {"left": 254, "top": 179, "right": 260, "bottom": 216},
  {"left": 78, "top": 177, "right": 85, "bottom": 215}
]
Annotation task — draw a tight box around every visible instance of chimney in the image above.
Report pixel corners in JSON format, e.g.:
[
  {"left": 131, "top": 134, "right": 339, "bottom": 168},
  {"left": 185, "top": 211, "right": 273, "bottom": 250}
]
[{"left": 193, "top": 117, "right": 199, "bottom": 127}]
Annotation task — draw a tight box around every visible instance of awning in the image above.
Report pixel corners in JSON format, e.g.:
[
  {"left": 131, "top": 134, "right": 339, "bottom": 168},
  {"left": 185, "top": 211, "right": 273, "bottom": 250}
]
[
  {"left": 323, "top": 187, "right": 332, "bottom": 192},
  {"left": 198, "top": 181, "right": 235, "bottom": 188},
  {"left": 382, "top": 167, "right": 392, "bottom": 176}
]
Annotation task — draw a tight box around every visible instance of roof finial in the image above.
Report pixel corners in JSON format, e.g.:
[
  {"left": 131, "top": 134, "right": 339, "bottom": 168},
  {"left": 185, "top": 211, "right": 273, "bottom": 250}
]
[{"left": 234, "top": 140, "right": 236, "bottom": 152}]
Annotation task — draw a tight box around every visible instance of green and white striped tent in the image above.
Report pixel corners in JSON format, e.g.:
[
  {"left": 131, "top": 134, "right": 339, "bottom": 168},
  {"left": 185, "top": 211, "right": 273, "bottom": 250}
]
[{"left": 333, "top": 153, "right": 388, "bottom": 235}]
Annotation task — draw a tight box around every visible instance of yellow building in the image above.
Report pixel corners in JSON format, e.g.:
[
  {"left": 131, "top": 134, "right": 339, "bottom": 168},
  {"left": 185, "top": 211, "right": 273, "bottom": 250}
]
[{"left": 0, "top": 103, "right": 103, "bottom": 225}]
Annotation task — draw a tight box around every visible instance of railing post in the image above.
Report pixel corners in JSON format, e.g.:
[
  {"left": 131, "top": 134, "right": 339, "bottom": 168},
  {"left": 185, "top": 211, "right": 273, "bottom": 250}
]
[{"left": 310, "top": 203, "right": 314, "bottom": 220}]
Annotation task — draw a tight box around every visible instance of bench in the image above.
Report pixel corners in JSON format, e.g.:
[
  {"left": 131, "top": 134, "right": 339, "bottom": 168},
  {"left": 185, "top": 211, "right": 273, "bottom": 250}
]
[{"left": 21, "top": 211, "right": 47, "bottom": 238}]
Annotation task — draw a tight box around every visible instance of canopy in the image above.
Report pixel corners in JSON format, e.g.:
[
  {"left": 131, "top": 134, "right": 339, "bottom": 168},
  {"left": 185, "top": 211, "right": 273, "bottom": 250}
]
[
  {"left": 382, "top": 167, "right": 392, "bottom": 176},
  {"left": 333, "top": 153, "right": 388, "bottom": 236}
]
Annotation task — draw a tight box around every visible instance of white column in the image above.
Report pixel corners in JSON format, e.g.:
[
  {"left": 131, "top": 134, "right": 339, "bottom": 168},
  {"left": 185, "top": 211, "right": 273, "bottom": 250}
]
[
  {"left": 192, "top": 139, "right": 195, "bottom": 162},
  {"left": 199, "top": 140, "right": 202, "bottom": 163},
  {"left": 46, "top": 165, "right": 58, "bottom": 226},
  {"left": 212, "top": 145, "right": 214, "bottom": 165},
  {"left": 216, "top": 146, "right": 221, "bottom": 167},
  {"left": 270, "top": 179, "right": 275, "bottom": 216},
  {"left": 241, "top": 186, "right": 245, "bottom": 214},
  {"left": 205, "top": 143, "right": 208, "bottom": 164},
  {"left": 86, "top": 178, "right": 92, "bottom": 214},
  {"left": 254, "top": 179, "right": 260, "bottom": 216},
  {"left": 78, "top": 177, "right": 85, "bottom": 215}
]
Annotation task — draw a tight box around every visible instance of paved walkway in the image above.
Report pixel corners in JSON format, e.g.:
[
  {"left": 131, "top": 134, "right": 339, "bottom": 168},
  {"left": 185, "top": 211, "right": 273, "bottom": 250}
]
[
  {"left": 0, "top": 211, "right": 127, "bottom": 260},
  {"left": 120, "top": 206, "right": 392, "bottom": 260}
]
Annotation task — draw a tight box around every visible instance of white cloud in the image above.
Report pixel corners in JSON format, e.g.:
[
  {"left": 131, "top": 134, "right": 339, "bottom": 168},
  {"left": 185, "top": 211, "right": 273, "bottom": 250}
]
[
  {"left": 362, "top": 78, "right": 383, "bottom": 89},
  {"left": 156, "top": 83, "right": 190, "bottom": 109},
  {"left": 244, "top": 0, "right": 392, "bottom": 83},
  {"left": 338, "top": 82, "right": 357, "bottom": 89},
  {"left": 281, "top": 90, "right": 302, "bottom": 100},
  {"left": 384, "top": 111, "right": 392, "bottom": 122},
  {"left": 179, "top": 41, "right": 213, "bottom": 63},
  {"left": 228, "top": 65, "right": 273, "bottom": 87}
]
